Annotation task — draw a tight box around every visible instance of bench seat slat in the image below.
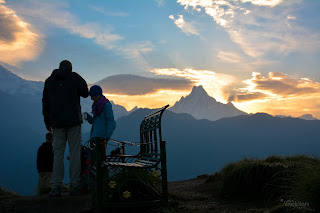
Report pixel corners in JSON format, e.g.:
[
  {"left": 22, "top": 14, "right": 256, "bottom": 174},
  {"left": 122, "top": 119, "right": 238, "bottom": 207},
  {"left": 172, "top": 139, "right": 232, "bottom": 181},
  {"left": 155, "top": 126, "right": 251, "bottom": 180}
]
[
  {"left": 141, "top": 152, "right": 161, "bottom": 156},
  {"left": 136, "top": 159, "right": 158, "bottom": 165},
  {"left": 136, "top": 161, "right": 153, "bottom": 167},
  {"left": 102, "top": 161, "right": 154, "bottom": 168},
  {"left": 140, "top": 156, "right": 159, "bottom": 162}
]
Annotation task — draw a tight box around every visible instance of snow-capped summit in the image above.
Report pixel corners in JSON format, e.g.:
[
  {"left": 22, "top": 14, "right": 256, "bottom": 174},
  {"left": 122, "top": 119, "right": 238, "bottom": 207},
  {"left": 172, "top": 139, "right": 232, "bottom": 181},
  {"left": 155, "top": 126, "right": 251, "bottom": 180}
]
[
  {"left": 276, "top": 114, "right": 318, "bottom": 120},
  {"left": 0, "top": 65, "right": 22, "bottom": 81},
  {"left": 298, "top": 114, "right": 318, "bottom": 120},
  {"left": 188, "top": 85, "right": 211, "bottom": 99},
  {"left": 0, "top": 65, "right": 44, "bottom": 97},
  {"left": 169, "top": 85, "right": 247, "bottom": 121}
]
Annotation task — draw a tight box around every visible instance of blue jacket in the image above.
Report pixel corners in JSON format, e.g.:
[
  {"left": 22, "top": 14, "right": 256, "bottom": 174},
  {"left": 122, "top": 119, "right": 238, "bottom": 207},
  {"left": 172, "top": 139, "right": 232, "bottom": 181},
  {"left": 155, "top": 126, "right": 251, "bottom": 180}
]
[{"left": 87, "top": 101, "right": 116, "bottom": 139}]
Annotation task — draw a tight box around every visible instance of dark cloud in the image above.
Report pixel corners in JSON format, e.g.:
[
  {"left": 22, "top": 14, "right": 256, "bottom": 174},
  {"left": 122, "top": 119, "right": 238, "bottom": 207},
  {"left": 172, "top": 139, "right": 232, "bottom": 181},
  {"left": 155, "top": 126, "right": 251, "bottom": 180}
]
[
  {"left": 229, "top": 92, "right": 268, "bottom": 102},
  {"left": 96, "top": 74, "right": 193, "bottom": 95},
  {"left": 0, "top": 6, "right": 22, "bottom": 42},
  {"left": 255, "top": 80, "right": 318, "bottom": 96}
]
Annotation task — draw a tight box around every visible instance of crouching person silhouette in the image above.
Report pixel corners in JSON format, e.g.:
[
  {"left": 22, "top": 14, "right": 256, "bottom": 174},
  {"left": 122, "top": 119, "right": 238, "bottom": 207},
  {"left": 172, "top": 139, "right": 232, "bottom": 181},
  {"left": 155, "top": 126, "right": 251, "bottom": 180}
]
[
  {"left": 37, "top": 132, "right": 54, "bottom": 194},
  {"left": 83, "top": 85, "right": 116, "bottom": 160},
  {"left": 42, "top": 60, "right": 89, "bottom": 197}
]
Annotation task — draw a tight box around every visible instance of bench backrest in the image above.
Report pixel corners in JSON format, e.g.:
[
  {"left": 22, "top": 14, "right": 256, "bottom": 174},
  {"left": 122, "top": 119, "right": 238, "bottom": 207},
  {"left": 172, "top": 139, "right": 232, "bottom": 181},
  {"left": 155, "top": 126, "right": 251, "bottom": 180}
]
[{"left": 139, "top": 105, "right": 169, "bottom": 160}]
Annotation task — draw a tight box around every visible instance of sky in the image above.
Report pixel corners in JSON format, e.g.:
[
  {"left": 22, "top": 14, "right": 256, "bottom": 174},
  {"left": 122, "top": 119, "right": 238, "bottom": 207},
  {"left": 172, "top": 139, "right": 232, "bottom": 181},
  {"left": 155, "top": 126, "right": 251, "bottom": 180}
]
[{"left": 1, "top": 0, "right": 320, "bottom": 118}]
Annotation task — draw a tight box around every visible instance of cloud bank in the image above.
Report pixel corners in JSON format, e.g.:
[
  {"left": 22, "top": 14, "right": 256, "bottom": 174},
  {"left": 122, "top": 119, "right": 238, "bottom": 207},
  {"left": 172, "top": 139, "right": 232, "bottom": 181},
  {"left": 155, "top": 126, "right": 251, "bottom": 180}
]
[
  {"left": 231, "top": 72, "right": 320, "bottom": 102},
  {"left": 0, "top": 3, "right": 42, "bottom": 65},
  {"left": 231, "top": 72, "right": 320, "bottom": 118},
  {"left": 10, "top": 1, "right": 154, "bottom": 69},
  {"left": 169, "top": 15, "right": 201, "bottom": 37},
  {"left": 96, "top": 74, "right": 193, "bottom": 95},
  {"left": 177, "top": 0, "right": 320, "bottom": 60}
]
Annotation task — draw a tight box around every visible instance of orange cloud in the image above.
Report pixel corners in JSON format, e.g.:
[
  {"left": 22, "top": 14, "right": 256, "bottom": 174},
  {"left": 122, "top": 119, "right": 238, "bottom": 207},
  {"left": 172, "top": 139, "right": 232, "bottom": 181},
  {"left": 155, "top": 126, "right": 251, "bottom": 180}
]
[
  {"left": 232, "top": 72, "right": 320, "bottom": 119},
  {"left": 0, "top": 3, "right": 42, "bottom": 65},
  {"left": 233, "top": 72, "right": 320, "bottom": 100}
]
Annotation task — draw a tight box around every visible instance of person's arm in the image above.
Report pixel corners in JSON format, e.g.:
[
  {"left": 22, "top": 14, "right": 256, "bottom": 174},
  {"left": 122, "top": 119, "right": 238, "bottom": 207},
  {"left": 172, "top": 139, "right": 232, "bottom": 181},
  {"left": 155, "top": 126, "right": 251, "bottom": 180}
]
[
  {"left": 104, "top": 102, "right": 116, "bottom": 139},
  {"left": 75, "top": 73, "right": 89, "bottom": 98},
  {"left": 36, "top": 148, "right": 40, "bottom": 173},
  {"left": 42, "top": 81, "right": 52, "bottom": 132},
  {"left": 86, "top": 113, "right": 93, "bottom": 124}
]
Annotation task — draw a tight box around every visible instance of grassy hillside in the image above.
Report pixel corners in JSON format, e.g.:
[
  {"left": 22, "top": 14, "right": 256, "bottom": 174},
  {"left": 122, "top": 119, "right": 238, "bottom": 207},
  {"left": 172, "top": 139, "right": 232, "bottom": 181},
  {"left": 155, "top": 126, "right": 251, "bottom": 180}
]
[
  {"left": 1, "top": 155, "right": 319, "bottom": 212},
  {"left": 0, "top": 185, "right": 19, "bottom": 199},
  {"left": 205, "top": 155, "right": 320, "bottom": 212}
]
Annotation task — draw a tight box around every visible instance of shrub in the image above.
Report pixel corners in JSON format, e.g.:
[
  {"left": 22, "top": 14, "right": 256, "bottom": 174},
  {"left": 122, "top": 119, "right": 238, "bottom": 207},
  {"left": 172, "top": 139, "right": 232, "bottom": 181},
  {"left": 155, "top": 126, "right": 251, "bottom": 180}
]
[
  {"left": 220, "top": 157, "right": 294, "bottom": 201},
  {"left": 0, "top": 185, "right": 19, "bottom": 198},
  {"left": 219, "top": 155, "right": 320, "bottom": 207},
  {"left": 290, "top": 166, "right": 320, "bottom": 211}
]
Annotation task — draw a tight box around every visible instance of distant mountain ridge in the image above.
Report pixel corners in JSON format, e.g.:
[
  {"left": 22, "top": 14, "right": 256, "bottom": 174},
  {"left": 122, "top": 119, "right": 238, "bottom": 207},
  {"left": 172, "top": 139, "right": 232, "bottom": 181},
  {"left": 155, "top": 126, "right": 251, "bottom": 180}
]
[
  {"left": 112, "top": 108, "right": 320, "bottom": 181},
  {"left": 170, "top": 85, "right": 247, "bottom": 121},
  {"left": 0, "top": 65, "right": 43, "bottom": 96},
  {"left": 276, "top": 114, "right": 318, "bottom": 120}
]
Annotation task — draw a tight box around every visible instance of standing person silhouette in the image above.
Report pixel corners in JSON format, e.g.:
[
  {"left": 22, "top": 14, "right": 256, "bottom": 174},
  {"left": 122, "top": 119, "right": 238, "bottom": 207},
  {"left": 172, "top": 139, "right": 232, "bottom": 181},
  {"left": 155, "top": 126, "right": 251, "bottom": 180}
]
[
  {"left": 42, "top": 60, "right": 89, "bottom": 196},
  {"left": 83, "top": 85, "right": 116, "bottom": 160}
]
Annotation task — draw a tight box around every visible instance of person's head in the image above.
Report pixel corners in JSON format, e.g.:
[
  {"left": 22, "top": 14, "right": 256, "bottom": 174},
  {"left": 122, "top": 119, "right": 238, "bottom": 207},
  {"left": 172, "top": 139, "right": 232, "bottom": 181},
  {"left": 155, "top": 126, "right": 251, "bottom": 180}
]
[
  {"left": 89, "top": 85, "right": 103, "bottom": 103},
  {"left": 59, "top": 60, "right": 72, "bottom": 72},
  {"left": 46, "top": 132, "right": 54, "bottom": 143}
]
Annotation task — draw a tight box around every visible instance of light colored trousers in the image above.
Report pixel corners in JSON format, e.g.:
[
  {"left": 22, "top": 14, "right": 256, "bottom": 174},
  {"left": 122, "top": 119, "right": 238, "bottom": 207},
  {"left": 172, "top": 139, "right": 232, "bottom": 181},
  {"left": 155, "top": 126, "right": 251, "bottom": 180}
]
[
  {"left": 38, "top": 172, "right": 52, "bottom": 189},
  {"left": 51, "top": 125, "right": 81, "bottom": 191}
]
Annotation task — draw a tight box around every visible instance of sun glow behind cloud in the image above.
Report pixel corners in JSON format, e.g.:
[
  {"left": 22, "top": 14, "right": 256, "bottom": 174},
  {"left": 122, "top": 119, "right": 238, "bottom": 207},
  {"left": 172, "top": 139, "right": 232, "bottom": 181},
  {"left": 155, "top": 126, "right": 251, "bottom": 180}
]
[
  {"left": 151, "top": 68, "right": 237, "bottom": 103},
  {"left": 104, "top": 90, "right": 190, "bottom": 111},
  {"left": 0, "top": 2, "right": 43, "bottom": 65}
]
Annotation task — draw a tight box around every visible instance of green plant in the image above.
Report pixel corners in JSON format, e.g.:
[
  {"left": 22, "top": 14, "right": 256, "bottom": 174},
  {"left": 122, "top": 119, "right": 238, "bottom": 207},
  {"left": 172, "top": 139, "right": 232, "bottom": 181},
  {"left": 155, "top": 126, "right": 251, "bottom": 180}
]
[
  {"left": 290, "top": 166, "right": 320, "bottom": 211},
  {"left": 99, "top": 167, "right": 162, "bottom": 202},
  {"left": 37, "top": 186, "right": 51, "bottom": 195},
  {"left": 221, "top": 157, "right": 291, "bottom": 201},
  {"left": 0, "top": 185, "right": 19, "bottom": 199},
  {"left": 219, "top": 155, "right": 320, "bottom": 205}
]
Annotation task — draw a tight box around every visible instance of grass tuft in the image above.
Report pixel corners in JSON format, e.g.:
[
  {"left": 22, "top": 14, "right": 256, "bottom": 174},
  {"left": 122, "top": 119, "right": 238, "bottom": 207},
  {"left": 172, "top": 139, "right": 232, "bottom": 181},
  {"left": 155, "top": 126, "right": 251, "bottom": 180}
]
[
  {"left": 0, "top": 185, "right": 19, "bottom": 199},
  {"left": 214, "top": 155, "right": 320, "bottom": 211}
]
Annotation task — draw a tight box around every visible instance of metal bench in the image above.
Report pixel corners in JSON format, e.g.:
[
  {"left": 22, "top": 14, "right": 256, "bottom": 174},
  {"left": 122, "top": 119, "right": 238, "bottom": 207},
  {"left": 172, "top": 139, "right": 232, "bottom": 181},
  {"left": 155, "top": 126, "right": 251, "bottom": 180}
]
[{"left": 88, "top": 105, "right": 169, "bottom": 212}]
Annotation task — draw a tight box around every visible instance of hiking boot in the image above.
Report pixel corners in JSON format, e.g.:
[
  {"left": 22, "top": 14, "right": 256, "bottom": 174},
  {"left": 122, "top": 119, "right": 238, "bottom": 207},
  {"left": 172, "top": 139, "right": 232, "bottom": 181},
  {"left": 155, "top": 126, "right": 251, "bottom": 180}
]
[
  {"left": 49, "top": 190, "right": 61, "bottom": 197},
  {"left": 70, "top": 187, "right": 81, "bottom": 196},
  {"left": 49, "top": 187, "right": 61, "bottom": 197}
]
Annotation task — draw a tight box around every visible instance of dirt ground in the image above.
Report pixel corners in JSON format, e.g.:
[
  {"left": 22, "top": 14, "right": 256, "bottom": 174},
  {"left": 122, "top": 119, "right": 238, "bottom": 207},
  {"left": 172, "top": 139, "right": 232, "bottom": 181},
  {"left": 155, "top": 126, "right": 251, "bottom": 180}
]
[
  {"left": 0, "top": 193, "right": 92, "bottom": 213},
  {"left": 0, "top": 176, "right": 270, "bottom": 213},
  {"left": 168, "top": 176, "right": 268, "bottom": 213}
]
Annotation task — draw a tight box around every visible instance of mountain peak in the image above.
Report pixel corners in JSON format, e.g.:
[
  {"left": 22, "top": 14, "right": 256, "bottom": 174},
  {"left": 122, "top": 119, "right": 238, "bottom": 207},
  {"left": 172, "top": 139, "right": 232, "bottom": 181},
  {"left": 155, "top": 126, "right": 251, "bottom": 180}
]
[
  {"left": 170, "top": 85, "right": 247, "bottom": 121},
  {"left": 190, "top": 85, "right": 208, "bottom": 96},
  {"left": 0, "top": 64, "right": 20, "bottom": 81},
  {"left": 0, "top": 64, "right": 44, "bottom": 96}
]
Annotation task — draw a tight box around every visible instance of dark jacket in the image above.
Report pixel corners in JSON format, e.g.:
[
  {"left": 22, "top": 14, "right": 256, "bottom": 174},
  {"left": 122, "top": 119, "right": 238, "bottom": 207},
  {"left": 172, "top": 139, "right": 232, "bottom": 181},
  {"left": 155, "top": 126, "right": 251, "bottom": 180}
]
[
  {"left": 37, "top": 142, "right": 54, "bottom": 173},
  {"left": 42, "top": 68, "right": 89, "bottom": 128}
]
